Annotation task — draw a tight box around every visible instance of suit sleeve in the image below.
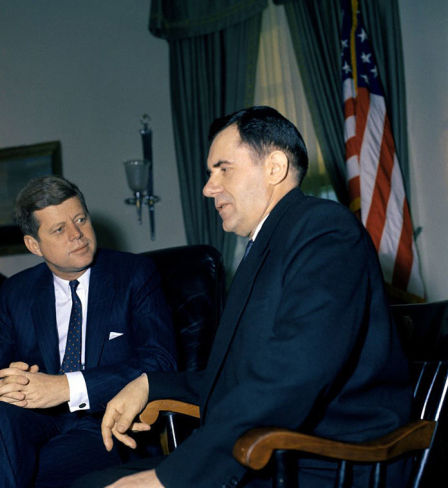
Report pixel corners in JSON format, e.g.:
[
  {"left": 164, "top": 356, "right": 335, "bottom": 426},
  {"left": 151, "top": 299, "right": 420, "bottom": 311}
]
[
  {"left": 0, "top": 282, "right": 15, "bottom": 368},
  {"left": 148, "top": 369, "right": 206, "bottom": 405},
  {"left": 155, "top": 205, "right": 404, "bottom": 487},
  {"left": 82, "top": 255, "right": 177, "bottom": 411}
]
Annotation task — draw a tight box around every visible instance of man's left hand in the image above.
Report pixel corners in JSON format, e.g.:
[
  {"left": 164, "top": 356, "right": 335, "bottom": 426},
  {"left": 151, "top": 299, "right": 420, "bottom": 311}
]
[
  {"left": 0, "top": 365, "right": 70, "bottom": 408},
  {"left": 0, "top": 362, "right": 39, "bottom": 406},
  {"left": 105, "top": 469, "right": 164, "bottom": 488}
]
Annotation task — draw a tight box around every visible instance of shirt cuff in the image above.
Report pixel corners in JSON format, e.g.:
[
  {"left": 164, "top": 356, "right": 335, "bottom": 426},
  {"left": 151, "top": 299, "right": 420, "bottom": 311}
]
[{"left": 66, "top": 371, "right": 90, "bottom": 412}]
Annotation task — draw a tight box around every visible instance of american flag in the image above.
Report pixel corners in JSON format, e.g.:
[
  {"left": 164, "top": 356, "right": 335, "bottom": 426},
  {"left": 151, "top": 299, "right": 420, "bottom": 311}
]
[{"left": 341, "top": 0, "right": 424, "bottom": 300}]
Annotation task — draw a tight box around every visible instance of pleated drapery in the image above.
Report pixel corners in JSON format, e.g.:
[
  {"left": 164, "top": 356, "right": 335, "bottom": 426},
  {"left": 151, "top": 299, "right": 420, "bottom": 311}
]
[{"left": 149, "top": 0, "right": 266, "bottom": 272}]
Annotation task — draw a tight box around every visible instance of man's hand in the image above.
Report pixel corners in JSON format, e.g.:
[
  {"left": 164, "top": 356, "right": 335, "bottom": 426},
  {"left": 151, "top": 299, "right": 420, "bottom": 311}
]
[
  {"left": 0, "top": 362, "right": 69, "bottom": 408},
  {"left": 101, "top": 373, "right": 150, "bottom": 451},
  {"left": 105, "top": 469, "right": 164, "bottom": 488},
  {"left": 0, "top": 362, "right": 40, "bottom": 406}
]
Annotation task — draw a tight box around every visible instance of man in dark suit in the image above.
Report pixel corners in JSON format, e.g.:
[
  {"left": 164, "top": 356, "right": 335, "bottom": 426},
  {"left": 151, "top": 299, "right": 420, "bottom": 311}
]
[
  {"left": 0, "top": 176, "right": 177, "bottom": 487},
  {"left": 79, "top": 106, "right": 412, "bottom": 487}
]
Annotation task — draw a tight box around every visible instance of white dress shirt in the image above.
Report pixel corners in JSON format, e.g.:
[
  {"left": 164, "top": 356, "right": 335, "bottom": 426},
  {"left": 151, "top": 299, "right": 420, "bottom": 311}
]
[
  {"left": 53, "top": 269, "right": 90, "bottom": 411},
  {"left": 251, "top": 214, "right": 269, "bottom": 242}
]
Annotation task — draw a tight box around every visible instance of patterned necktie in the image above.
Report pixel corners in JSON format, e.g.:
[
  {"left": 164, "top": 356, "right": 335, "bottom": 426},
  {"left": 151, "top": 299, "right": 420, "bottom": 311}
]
[
  {"left": 60, "top": 280, "right": 82, "bottom": 373},
  {"left": 243, "top": 239, "right": 254, "bottom": 260}
]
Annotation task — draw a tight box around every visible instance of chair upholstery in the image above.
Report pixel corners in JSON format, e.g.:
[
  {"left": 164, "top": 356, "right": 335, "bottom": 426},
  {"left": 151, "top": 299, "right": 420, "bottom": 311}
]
[
  {"left": 141, "top": 244, "right": 225, "bottom": 450},
  {"left": 143, "top": 244, "right": 226, "bottom": 372}
]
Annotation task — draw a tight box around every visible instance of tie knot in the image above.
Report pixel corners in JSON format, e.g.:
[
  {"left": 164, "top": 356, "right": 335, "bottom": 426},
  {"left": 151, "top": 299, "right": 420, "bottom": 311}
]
[{"left": 69, "top": 280, "right": 79, "bottom": 293}]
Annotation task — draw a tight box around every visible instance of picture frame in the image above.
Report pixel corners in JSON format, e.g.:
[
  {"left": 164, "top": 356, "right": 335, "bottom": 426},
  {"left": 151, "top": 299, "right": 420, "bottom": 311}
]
[{"left": 0, "top": 141, "right": 62, "bottom": 255}]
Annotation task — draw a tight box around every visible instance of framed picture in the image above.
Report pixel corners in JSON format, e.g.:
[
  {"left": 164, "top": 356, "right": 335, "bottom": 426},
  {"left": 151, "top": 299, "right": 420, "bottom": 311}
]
[{"left": 0, "top": 141, "right": 62, "bottom": 255}]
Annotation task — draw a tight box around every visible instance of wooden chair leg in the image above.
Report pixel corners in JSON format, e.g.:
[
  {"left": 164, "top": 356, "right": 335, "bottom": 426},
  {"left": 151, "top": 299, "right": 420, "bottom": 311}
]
[
  {"left": 410, "top": 450, "right": 430, "bottom": 488},
  {"left": 370, "top": 462, "right": 385, "bottom": 488},
  {"left": 335, "top": 460, "right": 351, "bottom": 488},
  {"left": 273, "top": 450, "right": 298, "bottom": 488},
  {"left": 164, "top": 412, "right": 178, "bottom": 452}
]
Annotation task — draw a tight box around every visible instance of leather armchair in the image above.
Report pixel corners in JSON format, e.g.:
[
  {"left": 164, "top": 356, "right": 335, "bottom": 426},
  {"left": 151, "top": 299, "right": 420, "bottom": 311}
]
[
  {"left": 141, "top": 244, "right": 225, "bottom": 450},
  {"left": 143, "top": 244, "right": 225, "bottom": 372}
]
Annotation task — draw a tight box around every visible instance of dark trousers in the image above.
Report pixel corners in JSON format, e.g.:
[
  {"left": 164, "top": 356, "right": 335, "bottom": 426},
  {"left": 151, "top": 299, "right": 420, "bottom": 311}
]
[
  {"left": 71, "top": 452, "right": 412, "bottom": 488},
  {"left": 0, "top": 402, "right": 123, "bottom": 488}
]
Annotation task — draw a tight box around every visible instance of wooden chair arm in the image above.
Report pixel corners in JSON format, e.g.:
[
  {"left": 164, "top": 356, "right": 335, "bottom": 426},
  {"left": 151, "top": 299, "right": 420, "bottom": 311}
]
[
  {"left": 233, "top": 420, "right": 436, "bottom": 470},
  {"left": 139, "top": 399, "right": 200, "bottom": 425}
]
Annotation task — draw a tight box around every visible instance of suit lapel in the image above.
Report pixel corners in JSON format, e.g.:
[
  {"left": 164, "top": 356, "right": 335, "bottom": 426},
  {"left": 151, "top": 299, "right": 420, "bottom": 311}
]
[
  {"left": 32, "top": 269, "right": 60, "bottom": 374},
  {"left": 203, "top": 244, "right": 269, "bottom": 404},
  {"left": 84, "top": 252, "right": 115, "bottom": 368},
  {"left": 201, "top": 188, "right": 304, "bottom": 416}
]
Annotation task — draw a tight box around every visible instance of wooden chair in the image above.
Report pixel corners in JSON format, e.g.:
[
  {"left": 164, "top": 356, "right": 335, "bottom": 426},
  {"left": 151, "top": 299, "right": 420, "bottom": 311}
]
[
  {"left": 233, "top": 301, "right": 448, "bottom": 488},
  {"left": 140, "top": 300, "right": 448, "bottom": 487}
]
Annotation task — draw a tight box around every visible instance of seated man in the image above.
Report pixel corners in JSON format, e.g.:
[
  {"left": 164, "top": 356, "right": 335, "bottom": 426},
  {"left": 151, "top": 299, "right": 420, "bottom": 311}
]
[
  {"left": 0, "top": 176, "right": 177, "bottom": 487},
  {"left": 79, "top": 106, "right": 413, "bottom": 488}
]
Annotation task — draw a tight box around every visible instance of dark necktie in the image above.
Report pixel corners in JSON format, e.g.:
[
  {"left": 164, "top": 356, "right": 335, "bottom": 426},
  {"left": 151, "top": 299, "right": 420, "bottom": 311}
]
[
  {"left": 243, "top": 239, "right": 254, "bottom": 260},
  {"left": 60, "top": 280, "right": 82, "bottom": 373}
]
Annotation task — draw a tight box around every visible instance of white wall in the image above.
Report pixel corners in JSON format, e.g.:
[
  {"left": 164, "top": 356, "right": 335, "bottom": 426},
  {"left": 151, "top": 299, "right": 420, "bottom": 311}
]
[
  {"left": 0, "top": 0, "right": 186, "bottom": 277},
  {"left": 399, "top": 0, "right": 448, "bottom": 301}
]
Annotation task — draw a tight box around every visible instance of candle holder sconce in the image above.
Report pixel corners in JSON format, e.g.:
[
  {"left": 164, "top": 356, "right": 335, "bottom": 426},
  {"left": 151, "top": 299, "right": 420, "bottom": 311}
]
[{"left": 124, "top": 114, "right": 160, "bottom": 240}]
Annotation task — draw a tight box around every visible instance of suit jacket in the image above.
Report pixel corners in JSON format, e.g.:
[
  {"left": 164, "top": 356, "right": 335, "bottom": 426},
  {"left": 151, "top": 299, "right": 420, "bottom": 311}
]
[
  {"left": 0, "top": 248, "right": 177, "bottom": 413},
  {"left": 148, "top": 188, "right": 413, "bottom": 488}
]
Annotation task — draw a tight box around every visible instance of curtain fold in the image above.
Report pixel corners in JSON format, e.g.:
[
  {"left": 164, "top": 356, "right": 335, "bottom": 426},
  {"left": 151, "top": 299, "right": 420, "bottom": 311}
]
[
  {"left": 150, "top": 0, "right": 267, "bottom": 40},
  {"left": 150, "top": 1, "right": 266, "bottom": 271},
  {"left": 360, "top": 0, "right": 410, "bottom": 195},
  {"left": 278, "top": 0, "right": 348, "bottom": 204},
  {"left": 274, "top": 0, "right": 410, "bottom": 204}
]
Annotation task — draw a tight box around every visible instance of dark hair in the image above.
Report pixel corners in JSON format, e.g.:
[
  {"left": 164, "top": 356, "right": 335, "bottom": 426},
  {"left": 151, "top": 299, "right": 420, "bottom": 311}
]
[
  {"left": 15, "top": 175, "right": 88, "bottom": 238},
  {"left": 208, "top": 106, "right": 309, "bottom": 184}
]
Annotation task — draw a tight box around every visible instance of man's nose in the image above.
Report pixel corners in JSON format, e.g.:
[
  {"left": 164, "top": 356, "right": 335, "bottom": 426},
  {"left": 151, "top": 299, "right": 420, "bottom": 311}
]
[
  {"left": 68, "top": 223, "right": 83, "bottom": 240},
  {"left": 203, "top": 176, "right": 221, "bottom": 198}
]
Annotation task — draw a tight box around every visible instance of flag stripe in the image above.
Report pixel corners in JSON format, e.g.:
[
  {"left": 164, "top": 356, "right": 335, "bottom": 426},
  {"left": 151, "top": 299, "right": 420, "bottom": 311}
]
[
  {"left": 392, "top": 200, "right": 414, "bottom": 289},
  {"left": 340, "top": 0, "right": 424, "bottom": 299}
]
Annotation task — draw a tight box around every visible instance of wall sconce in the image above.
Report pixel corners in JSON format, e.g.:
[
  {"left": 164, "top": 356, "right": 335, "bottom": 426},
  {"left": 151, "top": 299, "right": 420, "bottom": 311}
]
[{"left": 124, "top": 114, "right": 160, "bottom": 240}]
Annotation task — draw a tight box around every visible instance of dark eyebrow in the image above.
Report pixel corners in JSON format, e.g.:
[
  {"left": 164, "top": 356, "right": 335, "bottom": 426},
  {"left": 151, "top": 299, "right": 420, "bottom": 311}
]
[
  {"left": 212, "top": 160, "right": 232, "bottom": 168},
  {"left": 206, "top": 160, "right": 232, "bottom": 177}
]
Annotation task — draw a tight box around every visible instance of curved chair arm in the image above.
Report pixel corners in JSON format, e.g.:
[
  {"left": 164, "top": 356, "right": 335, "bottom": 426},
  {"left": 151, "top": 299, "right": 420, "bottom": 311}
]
[
  {"left": 139, "top": 399, "right": 200, "bottom": 425},
  {"left": 233, "top": 420, "right": 436, "bottom": 470}
]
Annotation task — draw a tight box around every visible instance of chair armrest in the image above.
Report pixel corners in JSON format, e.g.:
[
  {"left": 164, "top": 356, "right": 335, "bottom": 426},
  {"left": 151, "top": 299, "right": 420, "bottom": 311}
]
[
  {"left": 139, "top": 399, "right": 200, "bottom": 425},
  {"left": 233, "top": 420, "right": 436, "bottom": 470}
]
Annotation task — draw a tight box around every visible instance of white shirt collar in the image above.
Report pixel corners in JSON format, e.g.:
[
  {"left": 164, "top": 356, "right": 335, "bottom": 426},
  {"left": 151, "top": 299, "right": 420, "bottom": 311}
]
[
  {"left": 251, "top": 214, "right": 269, "bottom": 242},
  {"left": 53, "top": 268, "right": 91, "bottom": 296}
]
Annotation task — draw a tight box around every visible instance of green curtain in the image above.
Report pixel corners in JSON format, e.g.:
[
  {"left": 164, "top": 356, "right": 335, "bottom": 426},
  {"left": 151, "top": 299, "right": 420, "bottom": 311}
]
[
  {"left": 275, "top": 0, "right": 348, "bottom": 204},
  {"left": 274, "top": 0, "right": 410, "bottom": 204},
  {"left": 360, "top": 0, "right": 410, "bottom": 195},
  {"left": 149, "top": 0, "right": 266, "bottom": 271}
]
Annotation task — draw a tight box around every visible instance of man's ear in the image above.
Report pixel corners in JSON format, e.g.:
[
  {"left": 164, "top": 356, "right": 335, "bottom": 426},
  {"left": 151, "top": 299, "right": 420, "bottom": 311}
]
[
  {"left": 265, "top": 150, "right": 289, "bottom": 185},
  {"left": 24, "top": 235, "right": 43, "bottom": 257}
]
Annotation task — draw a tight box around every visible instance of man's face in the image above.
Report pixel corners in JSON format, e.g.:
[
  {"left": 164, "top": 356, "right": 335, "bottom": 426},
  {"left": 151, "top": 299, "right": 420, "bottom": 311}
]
[
  {"left": 24, "top": 196, "right": 97, "bottom": 280},
  {"left": 203, "top": 125, "right": 273, "bottom": 238}
]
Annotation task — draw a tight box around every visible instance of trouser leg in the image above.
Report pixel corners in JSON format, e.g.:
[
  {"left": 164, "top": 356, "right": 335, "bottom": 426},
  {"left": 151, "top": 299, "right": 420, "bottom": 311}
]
[
  {"left": 35, "top": 426, "right": 122, "bottom": 488},
  {"left": 0, "top": 402, "right": 60, "bottom": 488},
  {"left": 70, "top": 456, "right": 163, "bottom": 488}
]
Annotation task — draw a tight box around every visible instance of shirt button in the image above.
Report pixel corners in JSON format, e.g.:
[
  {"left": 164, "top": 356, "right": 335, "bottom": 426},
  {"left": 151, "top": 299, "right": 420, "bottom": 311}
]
[{"left": 79, "top": 403, "right": 86, "bottom": 409}]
